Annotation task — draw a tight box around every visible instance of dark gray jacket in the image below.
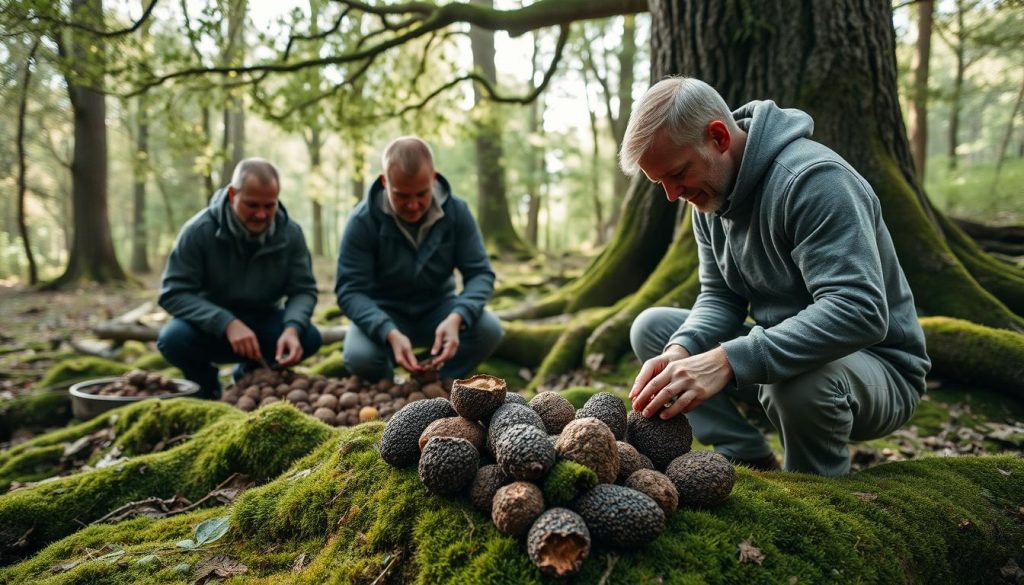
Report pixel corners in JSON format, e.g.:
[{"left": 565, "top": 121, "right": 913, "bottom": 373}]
[
  {"left": 158, "top": 188, "right": 318, "bottom": 337},
  {"left": 334, "top": 173, "right": 495, "bottom": 344},
  {"left": 670, "top": 101, "right": 930, "bottom": 393}
]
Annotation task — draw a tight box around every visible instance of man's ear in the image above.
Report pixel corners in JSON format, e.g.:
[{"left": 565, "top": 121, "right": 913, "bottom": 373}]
[
  {"left": 707, "top": 120, "right": 732, "bottom": 153},
  {"left": 226, "top": 185, "right": 236, "bottom": 202},
  {"left": 379, "top": 173, "right": 387, "bottom": 188}
]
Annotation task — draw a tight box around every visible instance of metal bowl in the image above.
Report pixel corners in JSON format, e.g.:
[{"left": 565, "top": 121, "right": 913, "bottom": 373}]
[{"left": 68, "top": 377, "right": 201, "bottom": 421}]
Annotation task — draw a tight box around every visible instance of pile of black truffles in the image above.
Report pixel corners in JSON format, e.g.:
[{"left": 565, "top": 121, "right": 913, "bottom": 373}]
[{"left": 380, "top": 376, "right": 739, "bottom": 577}]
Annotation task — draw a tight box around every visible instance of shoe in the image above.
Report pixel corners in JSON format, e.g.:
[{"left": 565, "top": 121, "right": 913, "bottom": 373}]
[{"left": 727, "top": 452, "right": 781, "bottom": 472}]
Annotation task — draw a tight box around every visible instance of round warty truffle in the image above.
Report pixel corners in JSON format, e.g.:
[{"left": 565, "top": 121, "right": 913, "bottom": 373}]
[
  {"left": 450, "top": 374, "right": 507, "bottom": 421},
  {"left": 380, "top": 398, "right": 456, "bottom": 467},
  {"left": 665, "top": 450, "right": 736, "bottom": 508},
  {"left": 469, "top": 464, "right": 511, "bottom": 515},
  {"left": 624, "top": 469, "right": 679, "bottom": 517},
  {"left": 418, "top": 416, "right": 485, "bottom": 453},
  {"left": 575, "top": 392, "right": 628, "bottom": 440},
  {"left": 487, "top": 403, "right": 546, "bottom": 455},
  {"left": 555, "top": 417, "right": 619, "bottom": 484},
  {"left": 616, "top": 441, "right": 655, "bottom": 483},
  {"left": 529, "top": 392, "right": 576, "bottom": 434},
  {"left": 527, "top": 508, "right": 591, "bottom": 578},
  {"left": 494, "top": 423, "right": 556, "bottom": 481},
  {"left": 573, "top": 484, "right": 665, "bottom": 549},
  {"left": 626, "top": 410, "right": 693, "bottom": 469},
  {"left": 492, "top": 481, "right": 545, "bottom": 537},
  {"left": 417, "top": 436, "right": 479, "bottom": 496}
]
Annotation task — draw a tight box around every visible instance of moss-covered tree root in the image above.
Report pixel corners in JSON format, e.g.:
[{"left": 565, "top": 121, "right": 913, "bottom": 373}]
[
  {"left": 0, "top": 399, "right": 331, "bottom": 563},
  {"left": 3, "top": 412, "right": 1024, "bottom": 584},
  {"left": 921, "top": 316, "right": 1024, "bottom": 396}
]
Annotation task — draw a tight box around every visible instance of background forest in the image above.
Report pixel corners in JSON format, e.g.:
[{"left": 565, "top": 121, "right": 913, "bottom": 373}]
[{"left": 0, "top": 0, "right": 1020, "bottom": 284}]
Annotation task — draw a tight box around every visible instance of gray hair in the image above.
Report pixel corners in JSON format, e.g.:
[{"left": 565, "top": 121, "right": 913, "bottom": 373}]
[
  {"left": 230, "top": 158, "right": 280, "bottom": 190},
  {"left": 381, "top": 136, "right": 434, "bottom": 179},
  {"left": 619, "top": 77, "right": 738, "bottom": 176}
]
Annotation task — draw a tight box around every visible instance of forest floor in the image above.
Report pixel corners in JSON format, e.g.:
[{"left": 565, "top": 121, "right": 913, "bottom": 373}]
[{"left": 2, "top": 254, "right": 1022, "bottom": 472}]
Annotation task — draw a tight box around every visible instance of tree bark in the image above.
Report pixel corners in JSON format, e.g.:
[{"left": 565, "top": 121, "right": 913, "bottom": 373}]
[
  {"left": 48, "top": 0, "right": 128, "bottom": 288},
  {"left": 308, "top": 124, "right": 325, "bottom": 257},
  {"left": 129, "top": 95, "right": 151, "bottom": 274},
  {"left": 16, "top": 38, "right": 40, "bottom": 286},
  {"left": 607, "top": 14, "right": 637, "bottom": 231},
  {"left": 470, "top": 0, "right": 532, "bottom": 257},
  {"left": 219, "top": 0, "right": 247, "bottom": 184},
  {"left": 908, "top": 0, "right": 933, "bottom": 180},
  {"left": 994, "top": 76, "right": 1024, "bottom": 179},
  {"left": 525, "top": 32, "right": 545, "bottom": 247}
]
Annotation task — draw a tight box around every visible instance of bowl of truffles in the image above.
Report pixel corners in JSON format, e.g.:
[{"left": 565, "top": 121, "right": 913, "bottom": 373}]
[{"left": 68, "top": 370, "right": 200, "bottom": 420}]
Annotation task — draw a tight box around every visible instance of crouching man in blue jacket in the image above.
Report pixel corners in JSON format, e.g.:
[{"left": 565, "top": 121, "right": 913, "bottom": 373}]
[
  {"left": 157, "top": 158, "right": 322, "bottom": 398},
  {"left": 622, "top": 78, "right": 930, "bottom": 476},
  {"left": 335, "top": 136, "right": 503, "bottom": 382}
]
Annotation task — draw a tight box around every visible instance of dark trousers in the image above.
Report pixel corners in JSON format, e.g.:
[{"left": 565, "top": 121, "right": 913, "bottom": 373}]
[{"left": 157, "top": 308, "right": 322, "bottom": 398}]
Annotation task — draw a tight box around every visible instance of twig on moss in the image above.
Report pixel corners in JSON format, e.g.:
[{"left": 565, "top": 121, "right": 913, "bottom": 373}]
[
  {"left": 597, "top": 554, "right": 619, "bottom": 585},
  {"left": 369, "top": 552, "right": 400, "bottom": 585}
]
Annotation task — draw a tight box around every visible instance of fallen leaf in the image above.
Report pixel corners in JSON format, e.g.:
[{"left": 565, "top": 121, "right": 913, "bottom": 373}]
[
  {"left": 194, "top": 516, "right": 231, "bottom": 546},
  {"left": 958, "top": 519, "right": 973, "bottom": 530},
  {"left": 291, "top": 552, "right": 308, "bottom": 573},
  {"left": 852, "top": 492, "right": 878, "bottom": 502},
  {"left": 738, "top": 538, "right": 765, "bottom": 565},
  {"left": 193, "top": 554, "right": 248, "bottom": 584},
  {"left": 997, "top": 467, "right": 1012, "bottom": 476}
]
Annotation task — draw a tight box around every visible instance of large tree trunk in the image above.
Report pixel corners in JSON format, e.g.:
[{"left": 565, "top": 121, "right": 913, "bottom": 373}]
[
  {"left": 509, "top": 0, "right": 1024, "bottom": 387},
  {"left": 606, "top": 14, "right": 637, "bottom": 235},
  {"left": 470, "top": 0, "right": 532, "bottom": 257},
  {"left": 908, "top": 0, "right": 933, "bottom": 180},
  {"left": 47, "top": 0, "right": 128, "bottom": 288},
  {"left": 129, "top": 95, "right": 151, "bottom": 274}
]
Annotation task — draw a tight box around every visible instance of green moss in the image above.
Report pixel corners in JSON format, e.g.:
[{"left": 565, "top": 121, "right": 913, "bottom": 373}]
[
  {"left": 492, "top": 320, "right": 565, "bottom": 368},
  {"left": 0, "top": 390, "right": 72, "bottom": 440},
  {"left": 130, "top": 352, "right": 170, "bottom": 371},
  {"left": 306, "top": 351, "right": 347, "bottom": 377},
  {"left": 120, "top": 341, "right": 150, "bottom": 361},
  {"left": 5, "top": 402, "right": 1024, "bottom": 583},
  {"left": 0, "top": 400, "right": 331, "bottom": 563},
  {"left": 920, "top": 316, "right": 1024, "bottom": 397},
  {"left": 317, "top": 306, "right": 343, "bottom": 322},
  {"left": 527, "top": 304, "right": 623, "bottom": 391},
  {"left": 315, "top": 341, "right": 343, "bottom": 357},
  {"left": 38, "top": 357, "right": 133, "bottom": 389},
  {"left": 541, "top": 460, "right": 598, "bottom": 506},
  {"left": 907, "top": 394, "right": 948, "bottom": 436}
]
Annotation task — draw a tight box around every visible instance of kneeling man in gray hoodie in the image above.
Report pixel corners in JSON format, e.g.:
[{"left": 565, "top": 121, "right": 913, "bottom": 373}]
[{"left": 623, "top": 78, "right": 930, "bottom": 476}]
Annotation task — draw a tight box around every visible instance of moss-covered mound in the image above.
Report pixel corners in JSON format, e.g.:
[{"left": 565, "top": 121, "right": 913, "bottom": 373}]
[
  {"left": 2, "top": 399, "right": 1024, "bottom": 584},
  {"left": 0, "top": 399, "right": 331, "bottom": 563}
]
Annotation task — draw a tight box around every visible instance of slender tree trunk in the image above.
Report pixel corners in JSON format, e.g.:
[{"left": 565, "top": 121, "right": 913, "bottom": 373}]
[
  {"left": 609, "top": 14, "right": 636, "bottom": 221},
  {"left": 470, "top": 0, "right": 531, "bottom": 257},
  {"left": 525, "top": 33, "right": 544, "bottom": 247},
  {"left": 909, "top": 0, "right": 933, "bottom": 180},
  {"left": 994, "top": 76, "right": 1024, "bottom": 179},
  {"left": 582, "top": 67, "right": 606, "bottom": 245},
  {"left": 48, "top": 0, "right": 128, "bottom": 288},
  {"left": 948, "top": 41, "right": 964, "bottom": 170},
  {"left": 16, "top": 39, "right": 40, "bottom": 285},
  {"left": 351, "top": 138, "right": 366, "bottom": 201},
  {"left": 200, "top": 107, "right": 215, "bottom": 195},
  {"left": 219, "top": 0, "right": 247, "bottom": 184},
  {"left": 130, "top": 95, "right": 151, "bottom": 274},
  {"left": 308, "top": 125, "right": 324, "bottom": 257}
]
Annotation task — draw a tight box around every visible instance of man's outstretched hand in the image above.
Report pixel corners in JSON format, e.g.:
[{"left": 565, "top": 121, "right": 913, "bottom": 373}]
[
  {"left": 275, "top": 326, "right": 303, "bottom": 367},
  {"left": 226, "top": 319, "right": 262, "bottom": 362},
  {"left": 630, "top": 345, "right": 734, "bottom": 420},
  {"left": 429, "top": 313, "right": 463, "bottom": 368},
  {"left": 387, "top": 328, "right": 422, "bottom": 373}
]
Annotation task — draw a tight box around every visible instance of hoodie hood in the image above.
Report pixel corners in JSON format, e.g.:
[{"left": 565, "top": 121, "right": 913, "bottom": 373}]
[
  {"left": 208, "top": 186, "right": 290, "bottom": 244},
  {"left": 723, "top": 100, "right": 814, "bottom": 219}
]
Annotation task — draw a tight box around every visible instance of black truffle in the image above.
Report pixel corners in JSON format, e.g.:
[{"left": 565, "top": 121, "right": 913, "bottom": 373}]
[
  {"left": 417, "top": 436, "right": 480, "bottom": 496},
  {"left": 626, "top": 410, "right": 693, "bottom": 469},
  {"left": 529, "top": 392, "right": 576, "bottom": 434},
  {"left": 573, "top": 484, "right": 665, "bottom": 549},
  {"left": 494, "top": 423, "right": 556, "bottom": 481},
  {"left": 665, "top": 450, "right": 736, "bottom": 508},
  {"left": 527, "top": 508, "right": 591, "bottom": 577},
  {"left": 380, "top": 398, "right": 456, "bottom": 467},
  {"left": 575, "top": 392, "right": 628, "bottom": 440}
]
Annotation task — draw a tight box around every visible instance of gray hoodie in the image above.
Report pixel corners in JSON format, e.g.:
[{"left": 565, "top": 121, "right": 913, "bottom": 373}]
[
  {"left": 669, "top": 101, "right": 930, "bottom": 393},
  {"left": 158, "top": 188, "right": 318, "bottom": 337}
]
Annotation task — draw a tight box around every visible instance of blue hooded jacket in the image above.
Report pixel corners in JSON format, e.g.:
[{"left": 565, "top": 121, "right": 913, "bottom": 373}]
[
  {"left": 334, "top": 173, "right": 496, "bottom": 344},
  {"left": 669, "top": 101, "right": 930, "bottom": 393},
  {"left": 158, "top": 187, "right": 319, "bottom": 337}
]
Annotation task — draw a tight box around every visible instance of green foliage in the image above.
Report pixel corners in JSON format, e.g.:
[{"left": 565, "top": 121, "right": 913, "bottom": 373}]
[
  {"left": 541, "top": 460, "right": 598, "bottom": 506},
  {"left": 306, "top": 351, "right": 347, "bottom": 377},
  {"left": 0, "top": 390, "right": 72, "bottom": 440},
  {"left": 925, "top": 159, "right": 1024, "bottom": 223},
  {"left": 130, "top": 352, "right": 171, "bottom": 371}
]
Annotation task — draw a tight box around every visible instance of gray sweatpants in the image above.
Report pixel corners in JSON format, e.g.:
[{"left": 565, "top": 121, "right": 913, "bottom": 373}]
[{"left": 629, "top": 307, "right": 920, "bottom": 476}]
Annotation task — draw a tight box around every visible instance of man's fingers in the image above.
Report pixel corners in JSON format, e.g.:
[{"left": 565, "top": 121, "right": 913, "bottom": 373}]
[
  {"left": 431, "top": 332, "right": 444, "bottom": 357},
  {"left": 630, "top": 360, "right": 659, "bottom": 399},
  {"left": 660, "top": 389, "right": 695, "bottom": 419},
  {"left": 632, "top": 369, "right": 667, "bottom": 412},
  {"left": 641, "top": 373, "right": 676, "bottom": 417}
]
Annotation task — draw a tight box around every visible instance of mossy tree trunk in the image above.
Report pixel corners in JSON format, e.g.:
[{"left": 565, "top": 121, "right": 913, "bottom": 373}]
[{"left": 505, "top": 0, "right": 1024, "bottom": 383}]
